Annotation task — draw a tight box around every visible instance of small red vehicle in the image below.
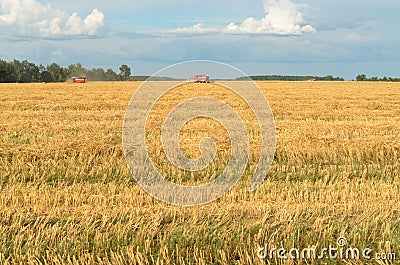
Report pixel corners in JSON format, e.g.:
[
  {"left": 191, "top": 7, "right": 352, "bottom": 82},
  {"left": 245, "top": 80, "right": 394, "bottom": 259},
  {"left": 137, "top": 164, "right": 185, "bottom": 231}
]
[
  {"left": 72, "top": 77, "right": 87, "bottom": 83},
  {"left": 188, "top": 74, "right": 210, "bottom": 83}
]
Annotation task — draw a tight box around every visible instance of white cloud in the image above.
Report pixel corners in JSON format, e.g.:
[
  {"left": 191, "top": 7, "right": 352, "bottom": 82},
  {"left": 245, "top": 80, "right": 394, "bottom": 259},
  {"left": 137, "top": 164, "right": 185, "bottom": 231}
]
[
  {"left": 0, "top": 0, "right": 106, "bottom": 37},
  {"left": 169, "top": 23, "right": 218, "bottom": 35},
  {"left": 225, "top": 0, "right": 316, "bottom": 35},
  {"left": 168, "top": 0, "right": 316, "bottom": 36}
]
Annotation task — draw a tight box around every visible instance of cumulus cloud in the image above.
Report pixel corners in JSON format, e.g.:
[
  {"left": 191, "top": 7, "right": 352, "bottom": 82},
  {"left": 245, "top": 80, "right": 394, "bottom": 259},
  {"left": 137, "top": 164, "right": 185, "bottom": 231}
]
[
  {"left": 169, "top": 23, "right": 218, "bottom": 35},
  {"left": 0, "top": 0, "right": 106, "bottom": 37},
  {"left": 169, "top": 0, "right": 316, "bottom": 36},
  {"left": 224, "top": 0, "right": 316, "bottom": 35}
]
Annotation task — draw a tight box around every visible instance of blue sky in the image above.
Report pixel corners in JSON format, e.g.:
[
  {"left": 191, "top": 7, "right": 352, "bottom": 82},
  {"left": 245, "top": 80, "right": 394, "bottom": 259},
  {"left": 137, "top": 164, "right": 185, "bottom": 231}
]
[{"left": 1, "top": 0, "right": 400, "bottom": 79}]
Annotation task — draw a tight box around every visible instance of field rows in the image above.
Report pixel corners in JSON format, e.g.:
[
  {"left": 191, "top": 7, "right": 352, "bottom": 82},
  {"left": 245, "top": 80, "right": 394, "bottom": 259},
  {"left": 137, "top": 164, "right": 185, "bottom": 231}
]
[{"left": 0, "top": 81, "right": 399, "bottom": 264}]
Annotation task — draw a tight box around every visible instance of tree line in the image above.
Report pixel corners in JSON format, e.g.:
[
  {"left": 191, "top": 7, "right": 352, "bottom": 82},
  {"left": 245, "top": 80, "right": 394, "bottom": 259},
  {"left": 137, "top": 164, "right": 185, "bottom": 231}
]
[
  {"left": 238, "top": 75, "right": 345, "bottom": 81},
  {"left": 0, "top": 59, "right": 132, "bottom": 83},
  {"left": 2, "top": 59, "right": 399, "bottom": 83},
  {"left": 356, "top": 74, "right": 400, "bottom": 82},
  {"left": 240, "top": 74, "right": 400, "bottom": 82}
]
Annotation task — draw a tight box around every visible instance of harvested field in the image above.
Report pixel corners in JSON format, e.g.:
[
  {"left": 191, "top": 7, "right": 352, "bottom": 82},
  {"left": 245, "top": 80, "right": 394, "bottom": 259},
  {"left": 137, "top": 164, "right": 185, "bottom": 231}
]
[{"left": 0, "top": 81, "right": 399, "bottom": 264}]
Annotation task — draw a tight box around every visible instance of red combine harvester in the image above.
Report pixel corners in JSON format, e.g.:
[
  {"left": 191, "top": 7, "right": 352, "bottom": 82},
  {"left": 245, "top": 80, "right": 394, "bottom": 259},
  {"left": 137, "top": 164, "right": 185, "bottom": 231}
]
[
  {"left": 188, "top": 74, "right": 210, "bottom": 83},
  {"left": 72, "top": 77, "right": 86, "bottom": 83}
]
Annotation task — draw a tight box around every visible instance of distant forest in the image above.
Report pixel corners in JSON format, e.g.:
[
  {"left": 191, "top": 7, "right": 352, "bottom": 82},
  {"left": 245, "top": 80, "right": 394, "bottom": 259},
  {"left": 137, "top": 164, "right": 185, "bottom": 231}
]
[
  {"left": 0, "top": 59, "right": 131, "bottom": 83},
  {"left": 237, "top": 75, "right": 345, "bottom": 81},
  {"left": 1, "top": 59, "right": 400, "bottom": 83},
  {"left": 355, "top": 74, "right": 400, "bottom": 82},
  {"left": 240, "top": 75, "right": 400, "bottom": 82}
]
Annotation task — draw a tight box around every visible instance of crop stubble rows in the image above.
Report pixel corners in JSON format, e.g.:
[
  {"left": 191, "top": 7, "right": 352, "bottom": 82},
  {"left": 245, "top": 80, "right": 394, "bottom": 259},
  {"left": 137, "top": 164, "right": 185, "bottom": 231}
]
[{"left": 0, "top": 81, "right": 399, "bottom": 264}]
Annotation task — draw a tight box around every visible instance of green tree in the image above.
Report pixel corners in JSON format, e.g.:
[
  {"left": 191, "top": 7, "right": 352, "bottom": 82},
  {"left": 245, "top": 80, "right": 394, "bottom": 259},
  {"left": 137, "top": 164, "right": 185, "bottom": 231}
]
[
  {"left": 68, "top": 63, "right": 86, "bottom": 78},
  {"left": 325, "top": 75, "right": 334, "bottom": 81},
  {"left": 356, "top": 74, "right": 367, "bottom": 81},
  {"left": 87, "top": 68, "right": 106, "bottom": 81},
  {"left": 10, "top": 60, "right": 22, "bottom": 82},
  {"left": 105, "top": 68, "right": 118, "bottom": 81},
  {"left": 0, "top": 60, "right": 11, "bottom": 83},
  {"left": 20, "top": 60, "right": 40, "bottom": 82},
  {"left": 119, "top": 64, "right": 131, "bottom": 81},
  {"left": 41, "top": 71, "right": 54, "bottom": 83},
  {"left": 47, "top": 63, "right": 67, "bottom": 82}
]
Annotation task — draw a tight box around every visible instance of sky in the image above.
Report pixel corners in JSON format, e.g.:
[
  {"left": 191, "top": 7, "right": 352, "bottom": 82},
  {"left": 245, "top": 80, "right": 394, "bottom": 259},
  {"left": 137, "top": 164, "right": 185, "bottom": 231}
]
[{"left": 1, "top": 0, "right": 400, "bottom": 80}]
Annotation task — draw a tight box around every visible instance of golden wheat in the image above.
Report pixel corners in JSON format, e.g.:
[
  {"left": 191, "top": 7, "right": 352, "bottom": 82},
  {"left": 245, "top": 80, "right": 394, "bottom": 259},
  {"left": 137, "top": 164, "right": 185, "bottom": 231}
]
[{"left": 0, "top": 81, "right": 399, "bottom": 264}]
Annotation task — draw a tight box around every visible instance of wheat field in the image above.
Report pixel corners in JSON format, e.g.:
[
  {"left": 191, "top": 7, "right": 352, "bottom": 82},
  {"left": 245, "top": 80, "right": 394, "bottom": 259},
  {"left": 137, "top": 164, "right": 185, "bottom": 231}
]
[{"left": 0, "top": 81, "right": 399, "bottom": 264}]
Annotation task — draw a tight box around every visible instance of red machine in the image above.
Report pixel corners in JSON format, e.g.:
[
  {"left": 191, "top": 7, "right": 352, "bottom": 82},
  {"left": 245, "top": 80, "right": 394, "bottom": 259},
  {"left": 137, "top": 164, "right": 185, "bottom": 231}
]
[
  {"left": 72, "top": 77, "right": 86, "bottom": 83},
  {"left": 189, "top": 74, "right": 210, "bottom": 83}
]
